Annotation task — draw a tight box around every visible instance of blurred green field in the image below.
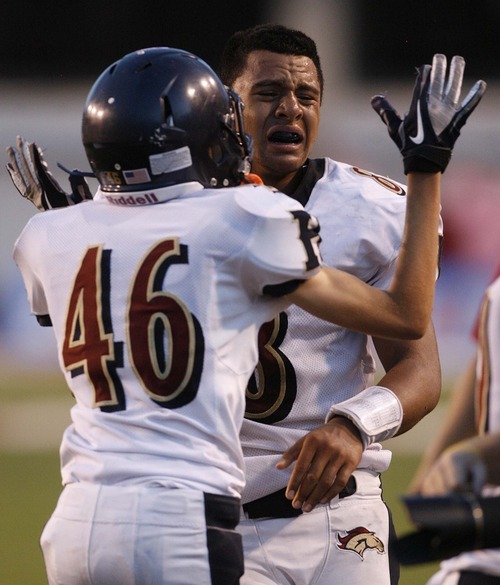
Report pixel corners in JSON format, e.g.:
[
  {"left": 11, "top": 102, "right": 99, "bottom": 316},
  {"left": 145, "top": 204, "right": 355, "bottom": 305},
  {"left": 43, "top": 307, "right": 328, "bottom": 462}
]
[
  {"left": 0, "top": 371, "right": 441, "bottom": 584},
  {"left": 383, "top": 454, "right": 441, "bottom": 584},
  {"left": 0, "top": 451, "right": 61, "bottom": 585}
]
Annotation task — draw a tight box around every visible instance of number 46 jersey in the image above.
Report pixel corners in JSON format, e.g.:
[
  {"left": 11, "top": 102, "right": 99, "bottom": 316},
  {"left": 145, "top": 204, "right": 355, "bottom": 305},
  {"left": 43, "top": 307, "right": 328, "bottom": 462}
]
[{"left": 13, "top": 182, "right": 321, "bottom": 499}]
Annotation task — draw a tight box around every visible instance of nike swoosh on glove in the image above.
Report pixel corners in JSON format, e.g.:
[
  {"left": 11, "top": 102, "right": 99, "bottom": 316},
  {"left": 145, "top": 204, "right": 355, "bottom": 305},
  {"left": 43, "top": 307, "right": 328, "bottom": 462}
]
[{"left": 370, "top": 54, "right": 487, "bottom": 174}]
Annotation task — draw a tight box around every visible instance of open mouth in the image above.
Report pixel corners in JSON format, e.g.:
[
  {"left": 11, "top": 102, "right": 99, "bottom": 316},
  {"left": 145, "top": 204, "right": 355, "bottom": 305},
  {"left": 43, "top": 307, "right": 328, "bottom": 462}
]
[{"left": 268, "top": 131, "right": 302, "bottom": 144}]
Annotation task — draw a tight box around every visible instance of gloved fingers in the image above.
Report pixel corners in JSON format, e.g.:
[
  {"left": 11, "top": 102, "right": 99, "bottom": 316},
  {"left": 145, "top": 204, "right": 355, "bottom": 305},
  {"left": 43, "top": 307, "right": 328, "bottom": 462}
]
[
  {"left": 413, "top": 63, "right": 432, "bottom": 103},
  {"left": 370, "top": 95, "right": 402, "bottom": 130},
  {"left": 457, "top": 80, "right": 487, "bottom": 120},
  {"left": 6, "top": 148, "right": 25, "bottom": 185},
  {"left": 447, "top": 79, "right": 487, "bottom": 138},
  {"left": 6, "top": 158, "right": 29, "bottom": 195},
  {"left": 20, "top": 136, "right": 42, "bottom": 183},
  {"left": 30, "top": 141, "right": 58, "bottom": 184},
  {"left": 444, "top": 55, "right": 465, "bottom": 107},
  {"left": 6, "top": 136, "right": 37, "bottom": 189},
  {"left": 429, "top": 54, "right": 447, "bottom": 100}
]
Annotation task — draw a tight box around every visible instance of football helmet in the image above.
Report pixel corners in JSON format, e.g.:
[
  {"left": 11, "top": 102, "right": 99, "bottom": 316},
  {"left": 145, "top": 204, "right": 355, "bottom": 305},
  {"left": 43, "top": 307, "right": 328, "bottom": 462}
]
[{"left": 82, "top": 47, "right": 252, "bottom": 192}]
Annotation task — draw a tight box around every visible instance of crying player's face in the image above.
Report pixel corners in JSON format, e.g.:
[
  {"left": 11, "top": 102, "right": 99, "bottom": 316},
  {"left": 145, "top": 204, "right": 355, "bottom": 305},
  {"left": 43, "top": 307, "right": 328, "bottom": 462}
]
[{"left": 231, "top": 50, "right": 321, "bottom": 192}]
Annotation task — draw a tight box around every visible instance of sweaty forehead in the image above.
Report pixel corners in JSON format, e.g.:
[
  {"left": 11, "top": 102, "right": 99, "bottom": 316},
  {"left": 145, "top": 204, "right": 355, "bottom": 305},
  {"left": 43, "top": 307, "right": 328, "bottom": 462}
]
[{"left": 235, "top": 50, "right": 320, "bottom": 92}]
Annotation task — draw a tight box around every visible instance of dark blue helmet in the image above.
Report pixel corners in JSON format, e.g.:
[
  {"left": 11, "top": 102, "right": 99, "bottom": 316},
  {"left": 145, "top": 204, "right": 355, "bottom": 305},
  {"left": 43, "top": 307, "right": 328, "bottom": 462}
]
[{"left": 82, "top": 47, "right": 252, "bottom": 192}]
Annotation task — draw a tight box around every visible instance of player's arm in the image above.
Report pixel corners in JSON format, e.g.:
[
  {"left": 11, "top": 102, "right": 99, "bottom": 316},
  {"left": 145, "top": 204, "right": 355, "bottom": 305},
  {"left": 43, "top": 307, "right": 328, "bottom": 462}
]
[
  {"left": 276, "top": 54, "right": 485, "bottom": 511},
  {"left": 374, "top": 325, "right": 441, "bottom": 435},
  {"left": 407, "top": 356, "right": 477, "bottom": 494},
  {"left": 289, "top": 54, "right": 486, "bottom": 340},
  {"left": 409, "top": 272, "right": 500, "bottom": 494},
  {"left": 289, "top": 171, "right": 441, "bottom": 339},
  {"left": 409, "top": 355, "right": 500, "bottom": 495}
]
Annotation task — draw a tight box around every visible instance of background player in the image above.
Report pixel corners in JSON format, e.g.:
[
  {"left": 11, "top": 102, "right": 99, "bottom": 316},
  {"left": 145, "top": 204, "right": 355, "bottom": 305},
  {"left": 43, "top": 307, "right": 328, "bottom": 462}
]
[{"left": 407, "top": 267, "right": 500, "bottom": 584}]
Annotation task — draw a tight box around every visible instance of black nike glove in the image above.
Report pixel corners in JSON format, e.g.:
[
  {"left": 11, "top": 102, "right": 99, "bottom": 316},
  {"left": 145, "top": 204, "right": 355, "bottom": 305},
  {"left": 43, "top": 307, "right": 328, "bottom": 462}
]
[
  {"left": 6, "top": 135, "right": 94, "bottom": 211},
  {"left": 371, "top": 54, "right": 487, "bottom": 174}
]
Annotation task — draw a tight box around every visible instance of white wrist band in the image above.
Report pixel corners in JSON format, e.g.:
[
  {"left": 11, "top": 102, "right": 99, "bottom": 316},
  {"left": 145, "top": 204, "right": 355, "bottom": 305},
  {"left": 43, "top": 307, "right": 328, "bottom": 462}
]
[{"left": 326, "top": 386, "right": 403, "bottom": 449}]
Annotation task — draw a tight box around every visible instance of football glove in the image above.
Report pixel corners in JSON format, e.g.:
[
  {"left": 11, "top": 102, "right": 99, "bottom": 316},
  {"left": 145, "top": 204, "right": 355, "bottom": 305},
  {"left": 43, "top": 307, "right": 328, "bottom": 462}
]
[
  {"left": 371, "top": 54, "right": 487, "bottom": 174},
  {"left": 6, "top": 135, "right": 94, "bottom": 211},
  {"left": 418, "top": 441, "right": 488, "bottom": 496}
]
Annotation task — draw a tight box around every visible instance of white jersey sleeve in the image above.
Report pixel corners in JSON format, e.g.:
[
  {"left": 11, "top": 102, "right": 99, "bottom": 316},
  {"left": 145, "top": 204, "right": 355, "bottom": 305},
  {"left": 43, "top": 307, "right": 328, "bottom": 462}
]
[
  {"left": 14, "top": 213, "right": 53, "bottom": 318},
  {"left": 234, "top": 186, "right": 322, "bottom": 296}
]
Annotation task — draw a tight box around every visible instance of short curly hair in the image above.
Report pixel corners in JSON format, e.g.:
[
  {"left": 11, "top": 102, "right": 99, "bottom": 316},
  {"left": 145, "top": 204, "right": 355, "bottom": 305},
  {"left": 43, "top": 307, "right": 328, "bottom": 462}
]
[{"left": 218, "top": 24, "right": 324, "bottom": 100}]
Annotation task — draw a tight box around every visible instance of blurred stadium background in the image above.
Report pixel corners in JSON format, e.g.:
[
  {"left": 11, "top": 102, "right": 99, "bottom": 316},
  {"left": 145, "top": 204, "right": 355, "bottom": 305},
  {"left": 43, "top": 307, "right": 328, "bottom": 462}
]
[{"left": 1, "top": 1, "right": 499, "bottom": 583}]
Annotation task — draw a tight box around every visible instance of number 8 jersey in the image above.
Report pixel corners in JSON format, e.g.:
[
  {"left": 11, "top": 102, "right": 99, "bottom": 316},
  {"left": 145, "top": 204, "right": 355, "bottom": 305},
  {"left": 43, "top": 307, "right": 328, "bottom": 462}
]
[
  {"left": 13, "top": 181, "right": 321, "bottom": 498},
  {"left": 241, "top": 158, "right": 443, "bottom": 503}
]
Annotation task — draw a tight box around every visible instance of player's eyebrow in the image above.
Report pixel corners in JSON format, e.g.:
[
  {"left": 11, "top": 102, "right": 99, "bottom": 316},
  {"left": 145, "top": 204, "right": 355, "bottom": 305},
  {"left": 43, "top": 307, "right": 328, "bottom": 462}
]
[
  {"left": 252, "top": 79, "right": 283, "bottom": 88},
  {"left": 252, "top": 79, "right": 320, "bottom": 96}
]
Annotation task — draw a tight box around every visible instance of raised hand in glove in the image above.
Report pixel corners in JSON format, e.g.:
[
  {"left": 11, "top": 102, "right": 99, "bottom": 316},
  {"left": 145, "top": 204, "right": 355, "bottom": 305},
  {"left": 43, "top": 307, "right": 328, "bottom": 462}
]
[
  {"left": 371, "top": 54, "right": 487, "bottom": 174},
  {"left": 6, "top": 135, "right": 94, "bottom": 211}
]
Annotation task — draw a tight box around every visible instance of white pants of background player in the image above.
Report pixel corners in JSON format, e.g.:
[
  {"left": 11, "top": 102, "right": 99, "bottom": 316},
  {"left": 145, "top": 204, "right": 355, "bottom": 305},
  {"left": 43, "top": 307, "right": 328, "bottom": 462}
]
[
  {"left": 239, "top": 469, "right": 399, "bottom": 585},
  {"left": 40, "top": 483, "right": 243, "bottom": 585}
]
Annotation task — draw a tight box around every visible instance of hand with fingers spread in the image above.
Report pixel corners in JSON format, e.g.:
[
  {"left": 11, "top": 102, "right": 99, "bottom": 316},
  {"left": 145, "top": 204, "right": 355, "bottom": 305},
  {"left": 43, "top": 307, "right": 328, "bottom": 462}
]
[
  {"left": 276, "top": 417, "right": 363, "bottom": 512},
  {"left": 371, "top": 54, "right": 487, "bottom": 174},
  {"left": 6, "top": 135, "right": 93, "bottom": 211}
]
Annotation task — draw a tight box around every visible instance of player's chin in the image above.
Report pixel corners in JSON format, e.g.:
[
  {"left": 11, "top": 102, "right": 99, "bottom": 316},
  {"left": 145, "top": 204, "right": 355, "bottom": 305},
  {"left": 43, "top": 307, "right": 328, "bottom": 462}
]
[{"left": 263, "top": 146, "right": 307, "bottom": 172}]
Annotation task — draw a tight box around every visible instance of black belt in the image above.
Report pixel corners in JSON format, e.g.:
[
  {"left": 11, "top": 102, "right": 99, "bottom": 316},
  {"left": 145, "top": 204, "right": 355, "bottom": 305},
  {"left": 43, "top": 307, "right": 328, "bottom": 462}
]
[{"left": 242, "top": 475, "right": 357, "bottom": 519}]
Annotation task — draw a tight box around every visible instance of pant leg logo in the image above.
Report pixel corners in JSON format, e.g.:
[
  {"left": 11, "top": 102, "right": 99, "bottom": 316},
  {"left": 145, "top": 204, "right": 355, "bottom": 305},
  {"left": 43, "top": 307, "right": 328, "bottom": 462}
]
[{"left": 337, "top": 526, "right": 385, "bottom": 559}]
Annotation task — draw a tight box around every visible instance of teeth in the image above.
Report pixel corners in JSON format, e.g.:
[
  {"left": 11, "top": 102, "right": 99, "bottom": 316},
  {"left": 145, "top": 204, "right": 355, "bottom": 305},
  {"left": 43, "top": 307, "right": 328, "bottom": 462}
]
[{"left": 270, "top": 131, "right": 301, "bottom": 144}]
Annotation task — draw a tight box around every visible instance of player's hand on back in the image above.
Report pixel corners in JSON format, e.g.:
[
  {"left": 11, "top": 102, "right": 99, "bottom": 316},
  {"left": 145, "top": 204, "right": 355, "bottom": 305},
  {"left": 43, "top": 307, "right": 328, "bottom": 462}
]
[
  {"left": 6, "top": 135, "right": 94, "bottom": 211},
  {"left": 371, "top": 54, "right": 486, "bottom": 174},
  {"left": 276, "top": 417, "right": 363, "bottom": 512}
]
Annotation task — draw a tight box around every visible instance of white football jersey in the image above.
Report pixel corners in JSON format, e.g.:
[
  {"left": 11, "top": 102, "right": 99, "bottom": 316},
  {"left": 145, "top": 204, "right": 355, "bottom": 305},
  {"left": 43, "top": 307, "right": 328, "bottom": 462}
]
[
  {"left": 427, "top": 271, "right": 500, "bottom": 582},
  {"left": 13, "top": 182, "right": 322, "bottom": 499},
  {"left": 475, "top": 272, "right": 500, "bottom": 435},
  {"left": 241, "top": 158, "right": 443, "bottom": 502}
]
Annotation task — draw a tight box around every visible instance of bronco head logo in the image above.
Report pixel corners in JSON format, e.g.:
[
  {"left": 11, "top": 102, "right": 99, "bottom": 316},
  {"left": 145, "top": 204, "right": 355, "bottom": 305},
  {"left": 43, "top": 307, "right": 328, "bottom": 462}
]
[{"left": 337, "top": 526, "right": 385, "bottom": 559}]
